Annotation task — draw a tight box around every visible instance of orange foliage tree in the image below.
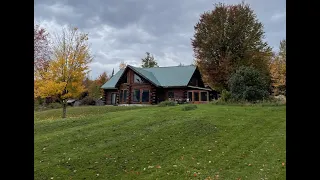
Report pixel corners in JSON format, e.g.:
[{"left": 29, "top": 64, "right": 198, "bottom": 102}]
[
  {"left": 88, "top": 72, "right": 109, "bottom": 99},
  {"left": 269, "top": 39, "right": 286, "bottom": 95}
]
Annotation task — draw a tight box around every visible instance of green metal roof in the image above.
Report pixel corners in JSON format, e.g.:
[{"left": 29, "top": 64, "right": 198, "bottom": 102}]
[
  {"left": 130, "top": 66, "right": 161, "bottom": 86},
  {"left": 101, "top": 65, "right": 197, "bottom": 89},
  {"left": 101, "top": 69, "right": 124, "bottom": 89}
]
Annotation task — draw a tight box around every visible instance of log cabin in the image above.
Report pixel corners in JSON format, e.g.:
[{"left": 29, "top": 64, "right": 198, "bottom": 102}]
[{"left": 101, "top": 65, "right": 215, "bottom": 105}]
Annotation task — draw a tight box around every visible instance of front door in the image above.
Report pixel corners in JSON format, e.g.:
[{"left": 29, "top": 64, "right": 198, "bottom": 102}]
[{"left": 111, "top": 93, "right": 116, "bottom": 105}]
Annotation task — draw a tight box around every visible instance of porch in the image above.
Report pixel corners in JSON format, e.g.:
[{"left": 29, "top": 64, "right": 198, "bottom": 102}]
[{"left": 104, "top": 86, "right": 213, "bottom": 105}]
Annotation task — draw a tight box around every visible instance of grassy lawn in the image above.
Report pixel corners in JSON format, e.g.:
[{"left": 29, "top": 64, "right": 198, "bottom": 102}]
[{"left": 34, "top": 104, "right": 286, "bottom": 180}]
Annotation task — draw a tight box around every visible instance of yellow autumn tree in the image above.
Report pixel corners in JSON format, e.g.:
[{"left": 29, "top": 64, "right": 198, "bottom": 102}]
[
  {"left": 35, "top": 27, "right": 93, "bottom": 118},
  {"left": 270, "top": 39, "right": 286, "bottom": 95}
]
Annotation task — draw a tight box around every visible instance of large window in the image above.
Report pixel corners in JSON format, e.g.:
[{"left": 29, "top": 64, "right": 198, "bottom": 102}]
[
  {"left": 188, "top": 92, "right": 192, "bottom": 101},
  {"left": 119, "top": 90, "right": 128, "bottom": 103},
  {"left": 187, "top": 90, "right": 209, "bottom": 102},
  {"left": 201, "top": 91, "right": 208, "bottom": 101},
  {"left": 133, "top": 89, "right": 150, "bottom": 103},
  {"left": 134, "top": 73, "right": 145, "bottom": 83},
  {"left": 123, "top": 90, "right": 127, "bottom": 102},
  {"left": 142, "top": 90, "right": 150, "bottom": 102},
  {"left": 120, "top": 90, "right": 123, "bottom": 102},
  {"left": 133, "top": 89, "right": 140, "bottom": 102},
  {"left": 194, "top": 92, "right": 199, "bottom": 101}
]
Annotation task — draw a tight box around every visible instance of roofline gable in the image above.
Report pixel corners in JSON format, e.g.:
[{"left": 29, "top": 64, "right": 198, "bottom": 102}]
[
  {"left": 114, "top": 65, "right": 159, "bottom": 87},
  {"left": 183, "top": 66, "right": 198, "bottom": 86}
]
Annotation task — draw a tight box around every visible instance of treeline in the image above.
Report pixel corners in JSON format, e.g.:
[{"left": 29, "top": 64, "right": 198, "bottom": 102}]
[{"left": 192, "top": 2, "right": 286, "bottom": 102}]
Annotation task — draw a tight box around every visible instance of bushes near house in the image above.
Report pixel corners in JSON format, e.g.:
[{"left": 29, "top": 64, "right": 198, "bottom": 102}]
[
  {"left": 80, "top": 96, "right": 96, "bottom": 106},
  {"left": 228, "top": 66, "right": 269, "bottom": 102},
  {"left": 220, "top": 90, "right": 232, "bottom": 102},
  {"left": 47, "top": 102, "right": 62, "bottom": 109},
  {"left": 158, "top": 100, "right": 176, "bottom": 107},
  {"left": 181, "top": 104, "right": 198, "bottom": 111},
  {"left": 210, "top": 96, "right": 285, "bottom": 106},
  {"left": 34, "top": 102, "right": 62, "bottom": 111}
]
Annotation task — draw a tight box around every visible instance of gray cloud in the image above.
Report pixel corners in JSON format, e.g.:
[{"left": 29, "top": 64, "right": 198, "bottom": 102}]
[
  {"left": 35, "top": 0, "right": 286, "bottom": 79},
  {"left": 271, "top": 12, "right": 286, "bottom": 22}
]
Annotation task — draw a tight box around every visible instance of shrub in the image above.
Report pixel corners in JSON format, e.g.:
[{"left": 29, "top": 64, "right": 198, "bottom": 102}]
[
  {"left": 35, "top": 97, "right": 44, "bottom": 105},
  {"left": 181, "top": 104, "right": 198, "bottom": 111},
  {"left": 228, "top": 66, "right": 269, "bottom": 102},
  {"left": 81, "top": 96, "right": 96, "bottom": 106},
  {"left": 34, "top": 102, "right": 62, "bottom": 111},
  {"left": 34, "top": 101, "right": 42, "bottom": 111},
  {"left": 210, "top": 98, "right": 228, "bottom": 105},
  {"left": 210, "top": 95, "right": 285, "bottom": 106},
  {"left": 48, "top": 102, "right": 62, "bottom": 109},
  {"left": 158, "top": 100, "right": 176, "bottom": 107},
  {"left": 88, "top": 80, "right": 102, "bottom": 99},
  {"left": 220, "top": 90, "right": 232, "bottom": 102},
  {"left": 95, "top": 99, "right": 104, "bottom": 106}
]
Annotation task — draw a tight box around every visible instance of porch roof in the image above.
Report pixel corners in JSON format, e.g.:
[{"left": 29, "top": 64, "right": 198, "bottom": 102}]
[{"left": 187, "top": 86, "right": 212, "bottom": 91}]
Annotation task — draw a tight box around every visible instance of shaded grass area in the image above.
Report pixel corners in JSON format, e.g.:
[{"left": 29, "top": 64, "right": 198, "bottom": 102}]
[
  {"left": 34, "top": 105, "right": 147, "bottom": 121},
  {"left": 34, "top": 104, "right": 286, "bottom": 180}
]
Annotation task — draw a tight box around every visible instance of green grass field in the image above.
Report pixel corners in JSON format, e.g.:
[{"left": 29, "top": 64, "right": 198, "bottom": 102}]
[{"left": 34, "top": 104, "right": 286, "bottom": 180}]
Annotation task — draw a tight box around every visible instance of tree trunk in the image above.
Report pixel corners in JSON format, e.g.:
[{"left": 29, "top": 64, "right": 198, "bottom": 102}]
[{"left": 62, "top": 100, "right": 67, "bottom": 118}]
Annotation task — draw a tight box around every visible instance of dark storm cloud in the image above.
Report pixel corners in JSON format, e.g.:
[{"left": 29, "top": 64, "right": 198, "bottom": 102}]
[{"left": 35, "top": 0, "right": 286, "bottom": 78}]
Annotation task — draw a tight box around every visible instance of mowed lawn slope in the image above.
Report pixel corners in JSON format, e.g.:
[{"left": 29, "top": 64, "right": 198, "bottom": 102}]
[{"left": 34, "top": 105, "right": 286, "bottom": 180}]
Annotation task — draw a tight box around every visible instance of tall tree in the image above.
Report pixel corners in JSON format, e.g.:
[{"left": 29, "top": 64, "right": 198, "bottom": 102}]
[
  {"left": 119, "top": 61, "right": 127, "bottom": 70},
  {"left": 35, "top": 27, "right": 93, "bottom": 118},
  {"left": 141, "top": 52, "right": 159, "bottom": 68},
  {"left": 34, "top": 24, "right": 51, "bottom": 78},
  {"left": 88, "top": 80, "right": 101, "bottom": 99},
  {"left": 88, "top": 72, "right": 109, "bottom": 99},
  {"left": 97, "top": 71, "right": 109, "bottom": 97},
  {"left": 83, "top": 75, "right": 92, "bottom": 90},
  {"left": 191, "top": 2, "right": 272, "bottom": 91},
  {"left": 97, "top": 71, "right": 108, "bottom": 85},
  {"left": 111, "top": 68, "right": 114, "bottom": 77},
  {"left": 269, "top": 39, "right": 286, "bottom": 95},
  {"left": 279, "top": 39, "right": 286, "bottom": 60}
]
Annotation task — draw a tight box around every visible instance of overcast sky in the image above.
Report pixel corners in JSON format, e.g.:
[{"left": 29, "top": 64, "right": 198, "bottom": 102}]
[{"left": 34, "top": 0, "right": 286, "bottom": 79}]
